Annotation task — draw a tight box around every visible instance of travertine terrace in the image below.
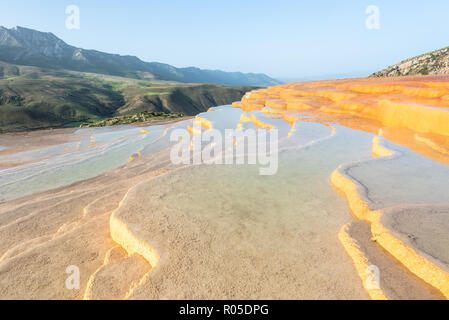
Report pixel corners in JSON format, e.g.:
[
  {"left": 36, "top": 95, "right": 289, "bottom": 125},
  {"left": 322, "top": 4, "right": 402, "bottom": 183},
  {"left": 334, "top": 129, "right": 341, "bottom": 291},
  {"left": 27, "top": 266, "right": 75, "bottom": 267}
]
[
  {"left": 233, "top": 75, "right": 449, "bottom": 299},
  {"left": 0, "top": 75, "right": 448, "bottom": 300}
]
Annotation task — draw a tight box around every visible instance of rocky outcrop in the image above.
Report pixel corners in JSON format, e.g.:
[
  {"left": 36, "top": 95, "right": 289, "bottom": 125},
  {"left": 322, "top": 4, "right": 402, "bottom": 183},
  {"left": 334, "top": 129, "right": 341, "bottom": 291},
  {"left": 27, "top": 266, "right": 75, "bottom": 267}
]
[{"left": 372, "top": 46, "right": 449, "bottom": 77}]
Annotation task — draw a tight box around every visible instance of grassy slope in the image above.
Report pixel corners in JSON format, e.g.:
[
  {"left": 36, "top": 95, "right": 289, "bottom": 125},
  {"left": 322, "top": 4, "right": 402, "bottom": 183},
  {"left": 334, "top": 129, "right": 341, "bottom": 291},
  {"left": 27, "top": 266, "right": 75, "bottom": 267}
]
[{"left": 0, "top": 62, "right": 256, "bottom": 132}]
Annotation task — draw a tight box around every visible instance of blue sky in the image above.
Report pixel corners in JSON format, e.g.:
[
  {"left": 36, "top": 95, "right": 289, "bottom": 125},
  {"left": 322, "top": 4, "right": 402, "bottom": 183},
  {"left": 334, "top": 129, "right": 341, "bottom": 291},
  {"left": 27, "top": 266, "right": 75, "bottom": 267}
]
[{"left": 1, "top": 1, "right": 448, "bottom": 80}]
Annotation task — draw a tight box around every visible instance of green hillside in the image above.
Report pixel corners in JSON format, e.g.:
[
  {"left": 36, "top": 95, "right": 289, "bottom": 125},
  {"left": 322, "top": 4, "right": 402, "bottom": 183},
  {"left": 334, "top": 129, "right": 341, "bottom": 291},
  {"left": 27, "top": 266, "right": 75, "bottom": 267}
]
[{"left": 0, "top": 62, "right": 256, "bottom": 132}]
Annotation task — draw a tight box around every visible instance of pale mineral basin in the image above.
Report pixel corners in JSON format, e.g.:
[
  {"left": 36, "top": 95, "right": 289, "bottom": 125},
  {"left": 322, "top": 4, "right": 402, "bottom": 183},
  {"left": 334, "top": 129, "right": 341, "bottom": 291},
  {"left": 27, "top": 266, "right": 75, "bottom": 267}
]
[{"left": 1, "top": 75, "right": 449, "bottom": 300}]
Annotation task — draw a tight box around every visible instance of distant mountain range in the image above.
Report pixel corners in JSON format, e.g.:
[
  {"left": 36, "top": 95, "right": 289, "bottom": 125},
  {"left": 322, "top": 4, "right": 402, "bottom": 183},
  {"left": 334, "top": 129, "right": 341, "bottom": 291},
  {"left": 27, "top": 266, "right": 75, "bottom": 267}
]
[
  {"left": 0, "top": 26, "right": 280, "bottom": 86},
  {"left": 371, "top": 46, "right": 449, "bottom": 77}
]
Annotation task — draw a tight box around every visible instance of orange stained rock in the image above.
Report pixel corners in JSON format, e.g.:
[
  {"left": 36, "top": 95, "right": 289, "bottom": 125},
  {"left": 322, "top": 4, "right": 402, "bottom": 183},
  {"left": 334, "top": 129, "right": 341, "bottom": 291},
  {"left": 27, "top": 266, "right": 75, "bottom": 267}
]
[
  {"left": 239, "top": 114, "right": 275, "bottom": 130},
  {"left": 331, "top": 136, "right": 449, "bottom": 299},
  {"left": 370, "top": 214, "right": 449, "bottom": 299},
  {"left": 293, "top": 89, "right": 355, "bottom": 103},
  {"left": 233, "top": 101, "right": 262, "bottom": 112},
  {"left": 375, "top": 126, "right": 449, "bottom": 166},
  {"left": 265, "top": 99, "right": 287, "bottom": 110},
  {"left": 286, "top": 99, "right": 315, "bottom": 111},
  {"left": 194, "top": 116, "right": 213, "bottom": 130},
  {"left": 414, "top": 133, "right": 449, "bottom": 156},
  {"left": 233, "top": 79, "right": 449, "bottom": 296},
  {"left": 282, "top": 114, "right": 300, "bottom": 126},
  {"left": 140, "top": 129, "right": 150, "bottom": 134},
  {"left": 376, "top": 100, "right": 449, "bottom": 136},
  {"left": 330, "top": 168, "right": 380, "bottom": 224},
  {"left": 231, "top": 101, "right": 243, "bottom": 108},
  {"left": 261, "top": 108, "right": 285, "bottom": 115},
  {"left": 234, "top": 75, "right": 449, "bottom": 142},
  {"left": 110, "top": 212, "right": 159, "bottom": 268},
  {"left": 372, "top": 136, "right": 394, "bottom": 158},
  {"left": 424, "top": 81, "right": 449, "bottom": 87},
  {"left": 348, "top": 84, "right": 404, "bottom": 94},
  {"left": 287, "top": 123, "right": 296, "bottom": 138},
  {"left": 187, "top": 125, "right": 201, "bottom": 135},
  {"left": 401, "top": 87, "right": 449, "bottom": 98},
  {"left": 338, "top": 223, "right": 387, "bottom": 300},
  {"left": 239, "top": 114, "right": 253, "bottom": 123}
]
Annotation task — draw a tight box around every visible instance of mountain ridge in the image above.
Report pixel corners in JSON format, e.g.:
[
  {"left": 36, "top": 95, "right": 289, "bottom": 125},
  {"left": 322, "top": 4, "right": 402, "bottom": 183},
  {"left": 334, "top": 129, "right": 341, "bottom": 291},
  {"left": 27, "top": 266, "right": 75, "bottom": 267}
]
[
  {"left": 0, "top": 26, "right": 280, "bottom": 86},
  {"left": 371, "top": 45, "right": 449, "bottom": 77}
]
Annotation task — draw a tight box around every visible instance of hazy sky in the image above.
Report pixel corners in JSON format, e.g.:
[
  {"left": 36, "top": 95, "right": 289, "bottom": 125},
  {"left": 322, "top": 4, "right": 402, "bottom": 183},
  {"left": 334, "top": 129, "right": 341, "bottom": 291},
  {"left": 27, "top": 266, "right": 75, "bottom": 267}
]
[{"left": 1, "top": 0, "right": 448, "bottom": 80}]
